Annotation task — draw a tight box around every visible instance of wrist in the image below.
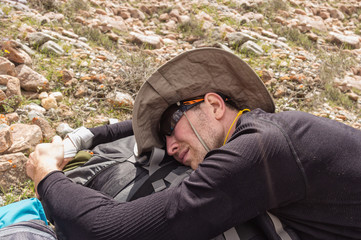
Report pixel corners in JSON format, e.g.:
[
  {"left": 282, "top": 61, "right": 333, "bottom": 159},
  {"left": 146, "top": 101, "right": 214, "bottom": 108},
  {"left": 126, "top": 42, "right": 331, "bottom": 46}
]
[{"left": 33, "top": 165, "right": 60, "bottom": 189}]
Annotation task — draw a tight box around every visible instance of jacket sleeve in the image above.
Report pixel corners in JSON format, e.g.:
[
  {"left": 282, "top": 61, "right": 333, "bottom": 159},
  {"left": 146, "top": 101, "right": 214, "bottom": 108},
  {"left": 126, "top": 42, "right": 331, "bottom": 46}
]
[
  {"left": 38, "top": 118, "right": 306, "bottom": 240},
  {"left": 88, "top": 120, "right": 133, "bottom": 148}
]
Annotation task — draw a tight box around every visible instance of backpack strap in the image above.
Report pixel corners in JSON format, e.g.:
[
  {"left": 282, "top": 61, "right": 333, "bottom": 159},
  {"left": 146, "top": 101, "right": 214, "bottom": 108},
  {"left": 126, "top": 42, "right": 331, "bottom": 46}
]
[
  {"left": 149, "top": 147, "right": 165, "bottom": 175},
  {"left": 223, "top": 227, "right": 241, "bottom": 240}
]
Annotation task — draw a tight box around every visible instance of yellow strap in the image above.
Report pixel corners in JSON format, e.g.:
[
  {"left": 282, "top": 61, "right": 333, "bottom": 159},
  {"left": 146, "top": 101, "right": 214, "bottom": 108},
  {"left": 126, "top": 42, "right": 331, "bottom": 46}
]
[{"left": 223, "top": 109, "right": 250, "bottom": 145}]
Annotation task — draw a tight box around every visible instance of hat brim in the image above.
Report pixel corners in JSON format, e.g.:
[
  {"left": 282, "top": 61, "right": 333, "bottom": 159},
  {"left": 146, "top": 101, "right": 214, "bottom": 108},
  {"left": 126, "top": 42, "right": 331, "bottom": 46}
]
[{"left": 133, "top": 47, "right": 275, "bottom": 154}]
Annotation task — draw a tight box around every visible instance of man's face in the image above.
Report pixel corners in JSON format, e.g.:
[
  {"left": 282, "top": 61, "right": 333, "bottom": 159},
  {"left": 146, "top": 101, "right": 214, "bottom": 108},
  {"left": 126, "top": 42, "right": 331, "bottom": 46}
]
[{"left": 165, "top": 105, "right": 223, "bottom": 170}]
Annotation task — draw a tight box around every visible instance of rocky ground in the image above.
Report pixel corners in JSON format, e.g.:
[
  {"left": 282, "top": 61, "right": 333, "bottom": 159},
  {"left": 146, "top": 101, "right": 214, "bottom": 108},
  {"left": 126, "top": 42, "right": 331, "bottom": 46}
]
[{"left": 0, "top": 0, "right": 361, "bottom": 205}]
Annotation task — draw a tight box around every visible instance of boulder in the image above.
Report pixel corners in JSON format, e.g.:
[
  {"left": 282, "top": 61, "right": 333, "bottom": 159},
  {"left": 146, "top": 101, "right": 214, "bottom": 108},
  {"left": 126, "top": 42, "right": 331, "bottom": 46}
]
[
  {"left": 0, "top": 125, "right": 12, "bottom": 154},
  {"left": 41, "top": 96, "right": 58, "bottom": 110},
  {"left": 6, "top": 77, "right": 21, "bottom": 97},
  {"left": 106, "top": 91, "right": 134, "bottom": 107},
  {"left": 128, "top": 32, "right": 162, "bottom": 49},
  {"left": 1, "top": 40, "right": 32, "bottom": 65},
  {"left": 15, "top": 64, "right": 49, "bottom": 92},
  {"left": 27, "top": 32, "right": 56, "bottom": 48},
  {"left": 226, "top": 32, "right": 256, "bottom": 48},
  {"left": 0, "top": 152, "right": 29, "bottom": 192},
  {"left": 40, "top": 41, "right": 64, "bottom": 56},
  {"left": 32, "top": 117, "right": 56, "bottom": 142},
  {"left": 0, "top": 57, "right": 16, "bottom": 76},
  {"left": 328, "top": 32, "right": 360, "bottom": 49},
  {"left": 241, "top": 41, "right": 264, "bottom": 56},
  {"left": 6, "top": 123, "right": 43, "bottom": 154}
]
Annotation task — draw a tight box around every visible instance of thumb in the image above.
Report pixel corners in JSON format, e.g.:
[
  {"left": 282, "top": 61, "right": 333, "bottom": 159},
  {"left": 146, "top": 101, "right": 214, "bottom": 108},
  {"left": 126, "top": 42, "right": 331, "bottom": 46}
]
[{"left": 52, "top": 135, "right": 62, "bottom": 144}]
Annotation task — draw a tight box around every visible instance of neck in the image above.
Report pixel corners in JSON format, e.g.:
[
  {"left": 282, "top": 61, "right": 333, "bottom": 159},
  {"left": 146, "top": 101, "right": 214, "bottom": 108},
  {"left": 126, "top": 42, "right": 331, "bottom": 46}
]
[{"left": 223, "top": 109, "right": 249, "bottom": 145}]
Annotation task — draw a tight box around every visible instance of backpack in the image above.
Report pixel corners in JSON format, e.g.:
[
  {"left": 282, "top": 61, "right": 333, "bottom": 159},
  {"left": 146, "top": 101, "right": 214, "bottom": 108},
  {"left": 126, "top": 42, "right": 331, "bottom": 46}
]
[
  {"left": 0, "top": 198, "right": 57, "bottom": 240},
  {"left": 64, "top": 135, "right": 298, "bottom": 240}
]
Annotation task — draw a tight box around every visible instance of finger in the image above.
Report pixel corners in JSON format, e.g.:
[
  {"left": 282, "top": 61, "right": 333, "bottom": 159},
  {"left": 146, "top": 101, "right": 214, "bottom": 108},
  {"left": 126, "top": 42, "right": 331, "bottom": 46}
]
[{"left": 52, "top": 135, "right": 62, "bottom": 144}]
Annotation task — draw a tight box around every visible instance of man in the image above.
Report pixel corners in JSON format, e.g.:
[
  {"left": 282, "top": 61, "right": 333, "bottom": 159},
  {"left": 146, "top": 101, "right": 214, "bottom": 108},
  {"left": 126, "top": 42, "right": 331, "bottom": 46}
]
[{"left": 27, "top": 48, "right": 361, "bottom": 239}]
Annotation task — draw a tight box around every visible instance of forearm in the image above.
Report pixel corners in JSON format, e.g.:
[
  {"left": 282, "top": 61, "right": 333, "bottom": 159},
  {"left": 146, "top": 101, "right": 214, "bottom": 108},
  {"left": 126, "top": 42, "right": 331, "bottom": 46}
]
[
  {"left": 89, "top": 120, "right": 133, "bottom": 148},
  {"left": 38, "top": 171, "right": 175, "bottom": 240}
]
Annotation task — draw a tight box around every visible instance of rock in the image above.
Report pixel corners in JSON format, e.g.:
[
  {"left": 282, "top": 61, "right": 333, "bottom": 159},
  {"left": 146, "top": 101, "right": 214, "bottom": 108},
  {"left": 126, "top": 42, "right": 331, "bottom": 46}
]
[
  {"left": 0, "top": 75, "right": 18, "bottom": 85},
  {"left": 0, "top": 57, "right": 16, "bottom": 76},
  {"left": 179, "top": 15, "right": 191, "bottom": 24},
  {"left": 98, "top": 15, "right": 127, "bottom": 32},
  {"left": 297, "top": 15, "right": 327, "bottom": 32},
  {"left": 6, "top": 112, "right": 19, "bottom": 124},
  {"left": 74, "top": 85, "right": 87, "bottom": 98},
  {"left": 62, "top": 30, "right": 79, "bottom": 39},
  {"left": 261, "top": 69, "right": 274, "bottom": 83},
  {"left": 319, "top": 11, "right": 330, "bottom": 20},
  {"left": 128, "top": 8, "right": 145, "bottom": 21},
  {"left": 15, "top": 64, "right": 49, "bottom": 92},
  {"left": 95, "top": 8, "right": 107, "bottom": 15},
  {"left": 0, "top": 115, "right": 7, "bottom": 125},
  {"left": 38, "top": 92, "right": 48, "bottom": 99},
  {"left": 159, "top": 13, "right": 169, "bottom": 22},
  {"left": 128, "top": 32, "right": 162, "bottom": 49},
  {"left": 274, "top": 85, "right": 287, "bottom": 98},
  {"left": 328, "top": 32, "right": 360, "bottom": 49},
  {"left": 43, "top": 12, "right": 65, "bottom": 23},
  {"left": 328, "top": 8, "right": 344, "bottom": 20},
  {"left": 6, "top": 77, "right": 21, "bottom": 97},
  {"left": 49, "top": 92, "right": 63, "bottom": 102},
  {"left": 0, "top": 125, "right": 12, "bottom": 153},
  {"left": 347, "top": 92, "right": 359, "bottom": 101},
  {"left": 226, "top": 32, "right": 256, "bottom": 48},
  {"left": 56, "top": 123, "right": 74, "bottom": 137},
  {"left": 40, "top": 41, "right": 64, "bottom": 55},
  {"left": 32, "top": 116, "right": 56, "bottom": 141},
  {"left": 106, "top": 91, "right": 134, "bottom": 107},
  {"left": 0, "top": 89, "right": 6, "bottom": 101},
  {"left": 61, "top": 69, "right": 74, "bottom": 83},
  {"left": 6, "top": 124, "right": 43, "bottom": 154},
  {"left": 240, "top": 41, "right": 264, "bottom": 55},
  {"left": 23, "top": 103, "right": 46, "bottom": 115},
  {"left": 107, "top": 32, "right": 119, "bottom": 42},
  {"left": 0, "top": 152, "right": 29, "bottom": 192},
  {"left": 1, "top": 40, "right": 32, "bottom": 65},
  {"left": 41, "top": 96, "right": 58, "bottom": 110},
  {"left": 27, "top": 32, "right": 56, "bottom": 48}
]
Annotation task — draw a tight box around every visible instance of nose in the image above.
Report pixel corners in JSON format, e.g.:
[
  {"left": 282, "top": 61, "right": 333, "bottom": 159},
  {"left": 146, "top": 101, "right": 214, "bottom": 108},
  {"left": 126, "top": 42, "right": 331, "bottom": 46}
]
[{"left": 166, "top": 135, "right": 179, "bottom": 156}]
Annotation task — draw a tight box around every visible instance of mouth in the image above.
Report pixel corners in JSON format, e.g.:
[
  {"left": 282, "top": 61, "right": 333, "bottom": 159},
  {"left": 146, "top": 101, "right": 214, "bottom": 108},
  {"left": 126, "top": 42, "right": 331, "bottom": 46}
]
[{"left": 178, "top": 148, "right": 189, "bottom": 165}]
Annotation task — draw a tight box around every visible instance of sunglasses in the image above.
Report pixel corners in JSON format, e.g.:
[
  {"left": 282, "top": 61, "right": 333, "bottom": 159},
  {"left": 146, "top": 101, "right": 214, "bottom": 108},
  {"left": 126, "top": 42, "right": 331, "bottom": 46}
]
[{"left": 160, "top": 97, "right": 205, "bottom": 137}]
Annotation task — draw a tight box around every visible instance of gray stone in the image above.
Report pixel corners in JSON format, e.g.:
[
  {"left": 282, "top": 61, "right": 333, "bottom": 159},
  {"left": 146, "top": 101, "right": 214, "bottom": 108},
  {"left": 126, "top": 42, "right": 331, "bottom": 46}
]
[
  {"left": 0, "top": 152, "right": 29, "bottom": 192},
  {"left": 15, "top": 64, "right": 49, "bottom": 92},
  {"left": 226, "top": 32, "right": 256, "bottom": 48},
  {"left": 129, "top": 32, "right": 162, "bottom": 49},
  {"left": 28, "top": 32, "right": 56, "bottom": 48},
  {"left": 241, "top": 41, "right": 264, "bottom": 55},
  {"left": 0, "top": 57, "right": 16, "bottom": 76},
  {"left": 40, "top": 41, "right": 64, "bottom": 55},
  {"left": 6, "top": 124, "right": 43, "bottom": 154},
  {"left": 56, "top": 123, "right": 74, "bottom": 137},
  {"left": 23, "top": 103, "right": 46, "bottom": 115},
  {"left": 0, "top": 125, "right": 12, "bottom": 153}
]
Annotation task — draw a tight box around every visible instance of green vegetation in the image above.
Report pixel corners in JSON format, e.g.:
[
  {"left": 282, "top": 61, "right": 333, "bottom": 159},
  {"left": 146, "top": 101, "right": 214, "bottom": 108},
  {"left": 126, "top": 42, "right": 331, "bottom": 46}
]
[
  {"left": 178, "top": 14, "right": 205, "bottom": 39},
  {"left": 1, "top": 180, "right": 36, "bottom": 206}
]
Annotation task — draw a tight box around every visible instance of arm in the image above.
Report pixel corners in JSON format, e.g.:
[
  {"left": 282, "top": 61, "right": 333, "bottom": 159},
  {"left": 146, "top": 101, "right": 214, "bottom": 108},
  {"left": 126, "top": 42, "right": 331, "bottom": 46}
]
[
  {"left": 63, "top": 120, "right": 133, "bottom": 159},
  {"left": 29, "top": 119, "right": 306, "bottom": 240},
  {"left": 88, "top": 119, "right": 133, "bottom": 148}
]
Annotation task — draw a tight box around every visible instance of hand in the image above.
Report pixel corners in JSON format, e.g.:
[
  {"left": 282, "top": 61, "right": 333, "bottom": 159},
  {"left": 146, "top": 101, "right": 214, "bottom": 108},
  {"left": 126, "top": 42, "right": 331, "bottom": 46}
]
[{"left": 26, "top": 136, "right": 68, "bottom": 190}]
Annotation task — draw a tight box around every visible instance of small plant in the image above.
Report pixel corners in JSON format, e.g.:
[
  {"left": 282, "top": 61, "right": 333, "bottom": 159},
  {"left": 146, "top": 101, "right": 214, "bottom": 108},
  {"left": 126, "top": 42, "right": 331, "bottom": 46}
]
[
  {"left": 178, "top": 15, "right": 205, "bottom": 39},
  {"left": 1, "top": 180, "right": 36, "bottom": 206}
]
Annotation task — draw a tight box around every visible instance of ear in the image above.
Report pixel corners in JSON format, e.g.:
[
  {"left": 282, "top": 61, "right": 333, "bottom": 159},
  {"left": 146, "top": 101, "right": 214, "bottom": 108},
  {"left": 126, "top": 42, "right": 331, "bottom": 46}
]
[{"left": 204, "top": 92, "right": 226, "bottom": 120}]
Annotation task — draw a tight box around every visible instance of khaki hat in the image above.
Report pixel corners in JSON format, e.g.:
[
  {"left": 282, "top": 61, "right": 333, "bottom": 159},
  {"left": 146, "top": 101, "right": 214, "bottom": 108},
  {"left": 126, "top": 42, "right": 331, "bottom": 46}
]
[{"left": 133, "top": 47, "right": 275, "bottom": 155}]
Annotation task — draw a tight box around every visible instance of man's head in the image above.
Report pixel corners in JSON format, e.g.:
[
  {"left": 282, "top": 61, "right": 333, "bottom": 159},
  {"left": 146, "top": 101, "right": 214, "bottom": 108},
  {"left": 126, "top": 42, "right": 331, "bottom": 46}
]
[
  {"left": 161, "top": 92, "right": 240, "bottom": 169},
  {"left": 132, "top": 47, "right": 275, "bottom": 163}
]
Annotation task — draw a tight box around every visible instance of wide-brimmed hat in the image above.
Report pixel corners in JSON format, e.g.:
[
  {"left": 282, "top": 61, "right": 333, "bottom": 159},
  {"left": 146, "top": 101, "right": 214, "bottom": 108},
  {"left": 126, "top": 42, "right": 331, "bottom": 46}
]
[{"left": 132, "top": 47, "right": 275, "bottom": 155}]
